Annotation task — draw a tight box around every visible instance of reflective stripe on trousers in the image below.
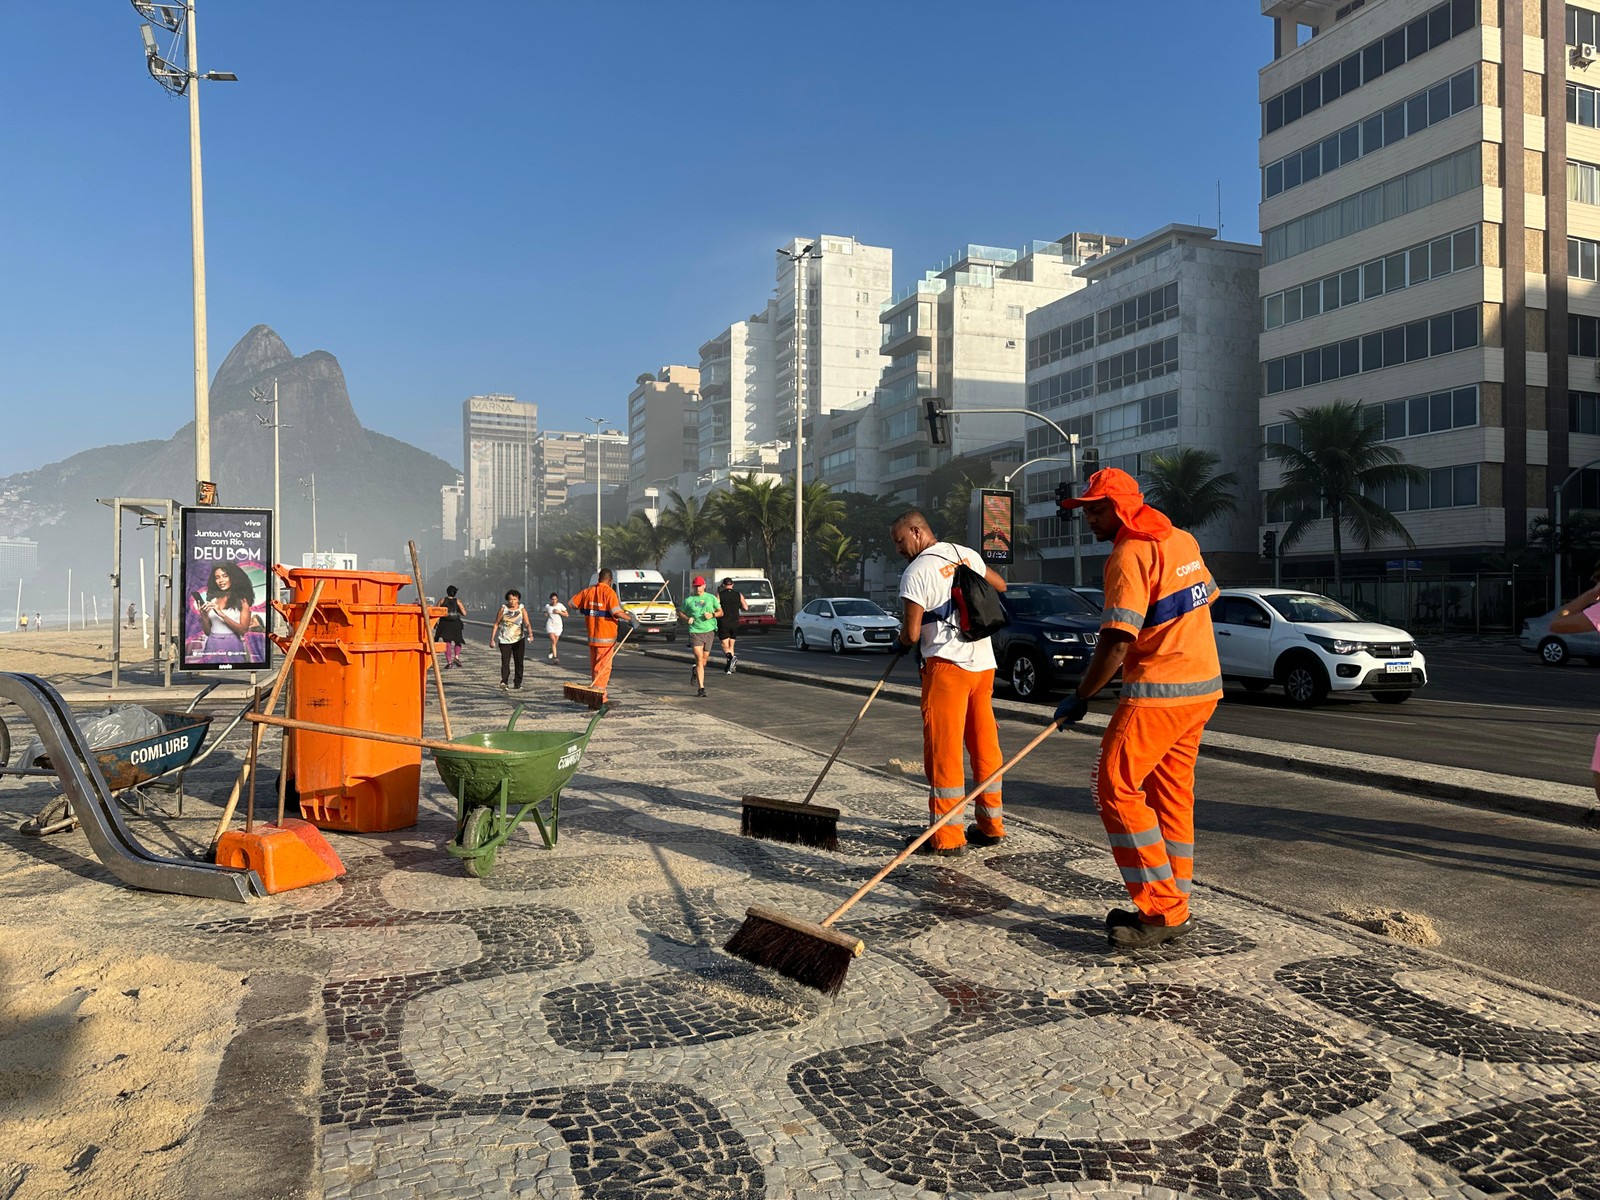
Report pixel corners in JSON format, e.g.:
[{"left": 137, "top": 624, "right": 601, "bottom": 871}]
[
  {"left": 1090, "top": 697, "right": 1217, "bottom": 925},
  {"left": 921, "top": 658, "right": 1003, "bottom": 850}
]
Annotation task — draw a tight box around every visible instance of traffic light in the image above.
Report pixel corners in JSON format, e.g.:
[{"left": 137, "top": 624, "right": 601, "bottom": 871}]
[
  {"left": 1055, "top": 481, "right": 1074, "bottom": 521},
  {"left": 1081, "top": 446, "right": 1100, "bottom": 476},
  {"left": 924, "top": 399, "right": 949, "bottom": 446},
  {"left": 1261, "top": 529, "right": 1277, "bottom": 560}
]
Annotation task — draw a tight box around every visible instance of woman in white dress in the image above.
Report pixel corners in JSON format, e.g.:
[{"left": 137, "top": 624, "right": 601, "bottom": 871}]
[{"left": 543, "top": 592, "right": 568, "bottom": 664}]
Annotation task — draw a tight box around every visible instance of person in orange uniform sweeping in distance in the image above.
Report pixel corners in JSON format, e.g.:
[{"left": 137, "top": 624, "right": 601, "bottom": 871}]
[
  {"left": 892, "top": 509, "right": 1008, "bottom": 857},
  {"left": 569, "top": 568, "right": 629, "bottom": 703},
  {"left": 1054, "top": 468, "right": 1221, "bottom": 949}
]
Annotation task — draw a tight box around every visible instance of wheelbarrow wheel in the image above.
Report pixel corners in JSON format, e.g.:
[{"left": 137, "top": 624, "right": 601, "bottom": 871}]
[{"left": 461, "top": 805, "right": 497, "bottom": 878}]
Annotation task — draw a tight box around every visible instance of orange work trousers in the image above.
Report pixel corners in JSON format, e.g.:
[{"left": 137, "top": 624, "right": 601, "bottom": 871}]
[
  {"left": 1091, "top": 698, "right": 1217, "bottom": 926},
  {"left": 920, "top": 658, "right": 1004, "bottom": 851},
  {"left": 588, "top": 640, "right": 617, "bottom": 698}
]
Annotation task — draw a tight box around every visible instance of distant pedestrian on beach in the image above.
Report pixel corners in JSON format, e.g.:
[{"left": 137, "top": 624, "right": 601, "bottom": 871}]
[
  {"left": 435, "top": 585, "right": 466, "bottom": 668},
  {"left": 33, "top": 613, "right": 41, "bottom": 632},
  {"left": 716, "top": 577, "right": 746, "bottom": 673},
  {"left": 489, "top": 589, "right": 530, "bottom": 690},
  {"left": 543, "top": 592, "right": 567, "bottom": 664},
  {"left": 127, "top": 602, "right": 137, "bottom": 628},
  {"left": 17, "top": 613, "right": 26, "bottom": 633}
]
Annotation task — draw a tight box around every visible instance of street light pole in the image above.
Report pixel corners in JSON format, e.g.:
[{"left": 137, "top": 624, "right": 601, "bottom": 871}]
[
  {"left": 253, "top": 378, "right": 285, "bottom": 625},
  {"left": 133, "top": 1, "right": 237, "bottom": 505},
  {"left": 778, "top": 242, "right": 822, "bottom": 614},
  {"left": 586, "top": 417, "right": 613, "bottom": 577}
]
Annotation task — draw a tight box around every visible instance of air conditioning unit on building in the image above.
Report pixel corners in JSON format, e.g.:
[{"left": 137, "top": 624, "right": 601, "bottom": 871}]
[{"left": 1576, "top": 42, "right": 1598, "bottom": 66}]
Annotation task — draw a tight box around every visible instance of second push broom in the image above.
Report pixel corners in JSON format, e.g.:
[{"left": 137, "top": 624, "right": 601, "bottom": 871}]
[
  {"left": 724, "top": 717, "right": 1070, "bottom": 995},
  {"left": 739, "top": 647, "right": 906, "bottom": 849}
]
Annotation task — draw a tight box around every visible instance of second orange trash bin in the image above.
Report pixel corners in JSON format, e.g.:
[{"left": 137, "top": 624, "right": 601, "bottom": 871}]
[{"left": 274, "top": 568, "right": 442, "bottom": 833}]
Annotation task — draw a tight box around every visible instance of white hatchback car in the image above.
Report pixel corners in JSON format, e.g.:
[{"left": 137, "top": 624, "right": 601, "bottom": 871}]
[
  {"left": 793, "top": 597, "right": 901, "bottom": 653},
  {"left": 1212, "top": 588, "right": 1427, "bottom": 707}
]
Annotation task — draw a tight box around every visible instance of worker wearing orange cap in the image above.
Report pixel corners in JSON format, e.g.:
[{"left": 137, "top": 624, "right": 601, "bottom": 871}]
[
  {"left": 1054, "top": 467, "right": 1221, "bottom": 948},
  {"left": 569, "top": 568, "right": 629, "bottom": 702}
]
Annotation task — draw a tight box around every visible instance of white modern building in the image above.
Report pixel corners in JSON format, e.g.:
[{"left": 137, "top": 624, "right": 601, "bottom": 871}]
[
  {"left": 1025, "top": 225, "right": 1263, "bottom": 583},
  {"left": 698, "top": 304, "right": 778, "bottom": 477},
  {"left": 462, "top": 394, "right": 536, "bottom": 554},
  {"left": 440, "top": 477, "right": 463, "bottom": 543},
  {"left": 1259, "top": 0, "right": 1593, "bottom": 584},
  {"left": 874, "top": 236, "right": 1123, "bottom": 503},
  {"left": 539, "top": 430, "right": 629, "bottom": 514}
]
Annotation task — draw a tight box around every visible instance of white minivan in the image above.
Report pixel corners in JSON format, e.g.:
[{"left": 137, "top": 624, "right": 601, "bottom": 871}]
[{"left": 609, "top": 569, "right": 676, "bottom": 642}]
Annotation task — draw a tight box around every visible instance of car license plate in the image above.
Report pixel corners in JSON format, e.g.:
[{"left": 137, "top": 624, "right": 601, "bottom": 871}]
[
  {"left": 1385, "top": 660, "right": 1411, "bottom": 673},
  {"left": 867, "top": 630, "right": 889, "bottom": 641}
]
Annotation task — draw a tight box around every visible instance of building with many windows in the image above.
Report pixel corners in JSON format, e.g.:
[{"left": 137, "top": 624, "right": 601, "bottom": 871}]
[
  {"left": 1259, "top": 0, "right": 1596, "bottom": 580},
  {"left": 1025, "top": 226, "right": 1263, "bottom": 583},
  {"left": 875, "top": 237, "right": 1120, "bottom": 504},
  {"left": 697, "top": 307, "right": 778, "bottom": 477},
  {"left": 462, "top": 394, "right": 536, "bottom": 554},
  {"left": 625, "top": 366, "right": 700, "bottom": 510},
  {"left": 539, "top": 429, "right": 630, "bottom": 516}
]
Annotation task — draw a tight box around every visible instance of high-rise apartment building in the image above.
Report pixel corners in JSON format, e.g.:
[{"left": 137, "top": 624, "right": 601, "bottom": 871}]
[
  {"left": 1259, "top": 0, "right": 1589, "bottom": 572},
  {"left": 1026, "top": 226, "right": 1263, "bottom": 582},
  {"left": 698, "top": 305, "right": 778, "bottom": 476},
  {"left": 462, "top": 394, "right": 536, "bottom": 554},
  {"left": 626, "top": 366, "right": 701, "bottom": 509},
  {"left": 539, "top": 430, "right": 629, "bottom": 514},
  {"left": 876, "top": 237, "right": 1119, "bottom": 503},
  {"left": 775, "top": 235, "right": 894, "bottom": 446}
]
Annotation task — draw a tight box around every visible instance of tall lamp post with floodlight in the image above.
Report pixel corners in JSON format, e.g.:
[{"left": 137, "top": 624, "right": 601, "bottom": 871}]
[
  {"left": 131, "top": 1, "right": 236, "bottom": 506},
  {"left": 586, "top": 418, "right": 618, "bottom": 576},
  {"left": 778, "top": 242, "right": 822, "bottom": 614}
]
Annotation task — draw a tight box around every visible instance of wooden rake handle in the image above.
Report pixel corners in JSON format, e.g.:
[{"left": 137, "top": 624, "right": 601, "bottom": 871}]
[
  {"left": 245, "top": 711, "right": 513, "bottom": 756},
  {"left": 408, "top": 539, "right": 451, "bottom": 740},
  {"left": 797, "top": 647, "right": 906, "bottom": 808},
  {"left": 819, "top": 717, "right": 1067, "bottom": 929}
]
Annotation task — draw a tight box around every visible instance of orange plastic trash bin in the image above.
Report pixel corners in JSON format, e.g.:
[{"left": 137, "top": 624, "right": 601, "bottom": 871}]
[{"left": 273, "top": 569, "right": 441, "bottom": 833}]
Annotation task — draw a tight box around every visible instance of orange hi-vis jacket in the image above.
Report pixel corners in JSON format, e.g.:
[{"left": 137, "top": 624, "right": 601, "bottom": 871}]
[
  {"left": 1100, "top": 526, "right": 1221, "bottom": 707},
  {"left": 570, "top": 583, "right": 623, "bottom": 646}
]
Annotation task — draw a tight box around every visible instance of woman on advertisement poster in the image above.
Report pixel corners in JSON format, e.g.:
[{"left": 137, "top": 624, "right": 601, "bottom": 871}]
[{"left": 188, "top": 561, "right": 264, "bottom": 663}]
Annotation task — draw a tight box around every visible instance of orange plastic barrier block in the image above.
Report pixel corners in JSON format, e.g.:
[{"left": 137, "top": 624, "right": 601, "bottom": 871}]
[{"left": 216, "top": 821, "right": 345, "bottom": 895}]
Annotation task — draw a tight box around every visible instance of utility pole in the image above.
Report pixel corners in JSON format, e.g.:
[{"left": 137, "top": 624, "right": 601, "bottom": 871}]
[{"left": 778, "top": 241, "right": 822, "bottom": 614}]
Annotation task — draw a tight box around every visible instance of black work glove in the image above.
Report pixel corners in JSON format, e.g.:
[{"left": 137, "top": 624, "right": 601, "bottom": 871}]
[{"left": 1054, "top": 693, "right": 1088, "bottom": 727}]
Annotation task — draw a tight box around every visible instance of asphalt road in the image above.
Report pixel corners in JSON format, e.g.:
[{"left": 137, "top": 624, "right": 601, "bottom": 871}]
[
  {"left": 656, "top": 631, "right": 1600, "bottom": 789},
  {"left": 588, "top": 642, "right": 1600, "bottom": 1004}
]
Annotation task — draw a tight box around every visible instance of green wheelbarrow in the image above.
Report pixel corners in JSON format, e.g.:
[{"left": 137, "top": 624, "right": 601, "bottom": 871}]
[{"left": 431, "top": 703, "right": 608, "bottom": 877}]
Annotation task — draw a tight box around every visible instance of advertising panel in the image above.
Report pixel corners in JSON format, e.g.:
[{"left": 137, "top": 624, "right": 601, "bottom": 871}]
[
  {"left": 178, "top": 507, "right": 273, "bottom": 671},
  {"left": 975, "top": 489, "right": 1014, "bottom": 568}
]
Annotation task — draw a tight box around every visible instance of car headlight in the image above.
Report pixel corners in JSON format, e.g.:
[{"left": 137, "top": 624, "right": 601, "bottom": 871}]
[
  {"left": 844, "top": 623, "right": 863, "bottom": 631},
  {"left": 1044, "top": 632, "right": 1081, "bottom": 643},
  {"left": 1305, "top": 634, "right": 1366, "bottom": 655}
]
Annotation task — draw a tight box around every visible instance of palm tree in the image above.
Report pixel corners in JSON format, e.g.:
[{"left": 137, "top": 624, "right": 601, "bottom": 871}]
[
  {"left": 725, "top": 474, "right": 787, "bottom": 579},
  {"left": 623, "top": 511, "right": 674, "bottom": 572},
  {"left": 1144, "top": 448, "right": 1240, "bottom": 532},
  {"left": 703, "top": 482, "right": 751, "bottom": 564},
  {"left": 553, "top": 529, "right": 594, "bottom": 584},
  {"left": 798, "top": 480, "right": 845, "bottom": 550},
  {"left": 1268, "top": 399, "right": 1425, "bottom": 593},
  {"left": 928, "top": 454, "right": 997, "bottom": 536},
  {"left": 659, "top": 489, "right": 715, "bottom": 570},
  {"left": 814, "top": 527, "right": 860, "bottom": 593},
  {"left": 835, "top": 491, "right": 903, "bottom": 589}
]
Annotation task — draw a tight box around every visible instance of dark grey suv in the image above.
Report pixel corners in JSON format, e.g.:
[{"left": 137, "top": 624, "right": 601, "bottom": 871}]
[{"left": 991, "top": 583, "right": 1103, "bottom": 700}]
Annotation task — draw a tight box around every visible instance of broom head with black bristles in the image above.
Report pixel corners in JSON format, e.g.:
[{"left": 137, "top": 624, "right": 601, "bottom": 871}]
[
  {"left": 739, "top": 795, "right": 841, "bottom": 850},
  {"left": 563, "top": 681, "right": 605, "bottom": 710},
  {"left": 723, "top": 904, "right": 863, "bottom": 996}
]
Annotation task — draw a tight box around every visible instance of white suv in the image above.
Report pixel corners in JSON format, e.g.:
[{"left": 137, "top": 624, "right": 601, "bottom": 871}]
[{"left": 1213, "top": 588, "right": 1427, "bottom": 707}]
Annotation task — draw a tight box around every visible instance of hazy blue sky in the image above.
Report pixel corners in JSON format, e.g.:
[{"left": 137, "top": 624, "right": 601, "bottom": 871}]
[{"left": 0, "top": 2, "right": 1265, "bottom": 478}]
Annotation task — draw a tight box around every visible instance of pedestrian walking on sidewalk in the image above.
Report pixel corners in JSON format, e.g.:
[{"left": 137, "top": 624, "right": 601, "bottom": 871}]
[
  {"left": 892, "top": 509, "right": 1008, "bottom": 858},
  {"left": 543, "top": 592, "right": 568, "bottom": 664},
  {"left": 569, "top": 569, "right": 629, "bottom": 703},
  {"left": 436, "top": 585, "right": 466, "bottom": 668},
  {"left": 679, "top": 575, "right": 721, "bottom": 698},
  {"left": 1548, "top": 568, "right": 1600, "bottom": 801},
  {"left": 490, "top": 589, "right": 530, "bottom": 690},
  {"left": 1054, "top": 468, "right": 1221, "bottom": 949},
  {"left": 716, "top": 577, "right": 746, "bottom": 673}
]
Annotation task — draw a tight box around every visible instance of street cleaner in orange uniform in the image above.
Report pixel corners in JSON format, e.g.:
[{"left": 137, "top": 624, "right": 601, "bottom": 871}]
[
  {"left": 569, "top": 568, "right": 629, "bottom": 703},
  {"left": 893, "top": 509, "right": 1008, "bottom": 857},
  {"left": 1054, "top": 468, "right": 1221, "bottom": 948}
]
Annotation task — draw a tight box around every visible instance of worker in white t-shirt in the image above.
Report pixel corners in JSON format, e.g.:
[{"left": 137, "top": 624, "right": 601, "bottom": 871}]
[{"left": 892, "top": 508, "right": 1008, "bottom": 857}]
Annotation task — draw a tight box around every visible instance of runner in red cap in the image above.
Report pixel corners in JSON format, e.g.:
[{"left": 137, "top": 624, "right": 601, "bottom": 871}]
[
  {"left": 1054, "top": 467, "right": 1221, "bottom": 948},
  {"left": 678, "top": 575, "right": 721, "bottom": 698}
]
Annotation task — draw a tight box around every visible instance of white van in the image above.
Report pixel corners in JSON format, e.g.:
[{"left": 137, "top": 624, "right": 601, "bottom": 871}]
[
  {"left": 608, "top": 569, "right": 676, "bottom": 642},
  {"left": 701, "top": 568, "right": 776, "bottom": 632}
]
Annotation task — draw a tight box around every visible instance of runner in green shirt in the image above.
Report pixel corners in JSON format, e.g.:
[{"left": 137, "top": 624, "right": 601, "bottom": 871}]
[{"left": 678, "top": 575, "right": 723, "bottom": 698}]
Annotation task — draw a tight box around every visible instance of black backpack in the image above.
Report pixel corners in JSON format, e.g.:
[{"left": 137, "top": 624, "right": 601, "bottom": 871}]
[{"left": 936, "top": 547, "right": 1009, "bottom": 642}]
